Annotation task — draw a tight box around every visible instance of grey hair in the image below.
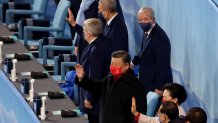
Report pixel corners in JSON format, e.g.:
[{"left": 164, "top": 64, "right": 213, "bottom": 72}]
[
  {"left": 83, "top": 18, "right": 103, "bottom": 37},
  {"left": 99, "top": 0, "right": 117, "bottom": 13},
  {"left": 138, "top": 7, "right": 155, "bottom": 19}
]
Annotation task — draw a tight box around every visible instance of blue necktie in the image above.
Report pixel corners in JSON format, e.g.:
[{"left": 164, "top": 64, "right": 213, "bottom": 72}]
[
  {"left": 141, "top": 33, "right": 148, "bottom": 51},
  {"left": 103, "top": 24, "right": 109, "bottom": 35}
]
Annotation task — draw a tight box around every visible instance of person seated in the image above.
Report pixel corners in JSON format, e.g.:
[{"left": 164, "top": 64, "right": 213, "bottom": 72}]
[
  {"left": 162, "top": 83, "right": 187, "bottom": 116},
  {"left": 131, "top": 83, "right": 187, "bottom": 123},
  {"left": 132, "top": 99, "right": 180, "bottom": 123},
  {"left": 185, "top": 107, "right": 207, "bottom": 123}
]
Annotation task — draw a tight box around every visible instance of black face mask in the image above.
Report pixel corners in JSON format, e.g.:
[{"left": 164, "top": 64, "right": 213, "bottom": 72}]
[{"left": 140, "top": 22, "right": 152, "bottom": 32}]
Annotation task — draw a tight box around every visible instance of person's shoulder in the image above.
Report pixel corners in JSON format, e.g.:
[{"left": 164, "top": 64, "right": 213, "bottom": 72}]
[
  {"left": 94, "top": 35, "right": 109, "bottom": 49},
  {"left": 152, "top": 23, "right": 168, "bottom": 36},
  {"left": 130, "top": 74, "right": 146, "bottom": 89},
  {"left": 151, "top": 24, "right": 170, "bottom": 42},
  {"left": 97, "top": 34, "right": 107, "bottom": 42},
  {"left": 127, "top": 71, "right": 144, "bottom": 86},
  {"left": 111, "top": 14, "right": 126, "bottom": 25}
]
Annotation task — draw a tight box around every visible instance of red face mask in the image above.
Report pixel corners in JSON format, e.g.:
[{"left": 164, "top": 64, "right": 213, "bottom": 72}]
[
  {"left": 110, "top": 65, "right": 122, "bottom": 77},
  {"left": 162, "top": 98, "right": 166, "bottom": 102}
]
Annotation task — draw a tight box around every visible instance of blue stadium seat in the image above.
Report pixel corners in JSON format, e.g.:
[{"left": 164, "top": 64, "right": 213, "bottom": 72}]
[
  {"left": 19, "top": 0, "right": 71, "bottom": 46},
  {"left": 5, "top": 0, "right": 48, "bottom": 24},
  {"left": 146, "top": 91, "right": 159, "bottom": 116}
]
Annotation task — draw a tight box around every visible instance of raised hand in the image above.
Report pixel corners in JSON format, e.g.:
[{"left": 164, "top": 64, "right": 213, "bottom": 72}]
[
  {"left": 66, "top": 8, "right": 76, "bottom": 27},
  {"left": 74, "top": 46, "right": 78, "bottom": 56},
  {"left": 74, "top": 64, "right": 85, "bottom": 81},
  {"left": 131, "top": 97, "right": 138, "bottom": 116}
]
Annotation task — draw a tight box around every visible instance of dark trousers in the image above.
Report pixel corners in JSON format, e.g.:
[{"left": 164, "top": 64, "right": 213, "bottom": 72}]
[{"left": 88, "top": 114, "right": 99, "bottom": 123}]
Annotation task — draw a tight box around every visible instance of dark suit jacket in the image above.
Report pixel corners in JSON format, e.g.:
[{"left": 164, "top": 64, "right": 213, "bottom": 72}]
[
  {"left": 84, "top": 1, "right": 99, "bottom": 19},
  {"left": 80, "top": 35, "right": 110, "bottom": 80},
  {"left": 133, "top": 23, "right": 173, "bottom": 92},
  {"left": 74, "top": 1, "right": 99, "bottom": 62},
  {"left": 104, "top": 14, "right": 129, "bottom": 54},
  {"left": 75, "top": 69, "right": 147, "bottom": 123},
  {"left": 79, "top": 34, "right": 111, "bottom": 115},
  {"left": 74, "top": 0, "right": 126, "bottom": 61}
]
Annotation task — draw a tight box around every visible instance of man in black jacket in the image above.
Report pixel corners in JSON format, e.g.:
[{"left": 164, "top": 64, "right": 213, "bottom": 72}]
[
  {"left": 75, "top": 50, "right": 146, "bottom": 123},
  {"left": 67, "top": 11, "right": 111, "bottom": 122},
  {"left": 79, "top": 18, "right": 110, "bottom": 123},
  {"left": 73, "top": 0, "right": 99, "bottom": 61},
  {"left": 98, "top": 0, "right": 129, "bottom": 53}
]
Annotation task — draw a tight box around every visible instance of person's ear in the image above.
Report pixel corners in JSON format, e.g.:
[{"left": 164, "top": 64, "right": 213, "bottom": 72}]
[
  {"left": 87, "top": 32, "right": 92, "bottom": 38},
  {"left": 163, "top": 114, "right": 168, "bottom": 121},
  {"left": 172, "top": 98, "right": 178, "bottom": 104},
  {"left": 125, "top": 63, "right": 130, "bottom": 70},
  {"left": 104, "top": 10, "right": 110, "bottom": 16}
]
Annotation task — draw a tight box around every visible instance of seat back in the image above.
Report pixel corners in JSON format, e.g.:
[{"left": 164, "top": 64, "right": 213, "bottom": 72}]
[
  {"left": 146, "top": 91, "right": 159, "bottom": 116},
  {"left": 0, "top": 0, "right": 8, "bottom": 4},
  {"left": 32, "top": 0, "right": 48, "bottom": 19},
  {"left": 55, "top": 54, "right": 76, "bottom": 74},
  {"left": 52, "top": 0, "right": 71, "bottom": 37}
]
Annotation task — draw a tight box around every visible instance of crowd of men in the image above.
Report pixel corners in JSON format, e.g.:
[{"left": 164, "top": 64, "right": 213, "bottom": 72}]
[{"left": 64, "top": 0, "right": 207, "bottom": 123}]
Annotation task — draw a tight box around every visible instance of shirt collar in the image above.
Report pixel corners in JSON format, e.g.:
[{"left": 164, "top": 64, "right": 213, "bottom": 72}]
[
  {"left": 146, "top": 22, "right": 156, "bottom": 36},
  {"left": 89, "top": 37, "right": 97, "bottom": 44},
  {"left": 107, "top": 13, "right": 118, "bottom": 26}
]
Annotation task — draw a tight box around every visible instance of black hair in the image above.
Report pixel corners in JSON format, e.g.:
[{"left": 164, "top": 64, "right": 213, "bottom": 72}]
[
  {"left": 185, "top": 107, "right": 207, "bottom": 123},
  {"left": 163, "top": 83, "right": 187, "bottom": 105},
  {"left": 160, "top": 101, "right": 179, "bottom": 121},
  {"left": 111, "top": 50, "right": 131, "bottom": 64}
]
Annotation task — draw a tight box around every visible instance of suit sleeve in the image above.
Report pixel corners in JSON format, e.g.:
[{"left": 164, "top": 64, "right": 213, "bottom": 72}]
[
  {"left": 70, "top": 24, "right": 83, "bottom": 36},
  {"left": 75, "top": 75, "right": 103, "bottom": 96},
  {"left": 138, "top": 115, "right": 159, "bottom": 123},
  {"left": 85, "top": 49, "right": 105, "bottom": 101},
  {"left": 132, "top": 32, "right": 145, "bottom": 65},
  {"left": 154, "top": 35, "right": 172, "bottom": 90},
  {"left": 111, "top": 16, "right": 129, "bottom": 52},
  {"left": 134, "top": 83, "right": 147, "bottom": 115},
  {"left": 71, "top": 24, "right": 83, "bottom": 47}
]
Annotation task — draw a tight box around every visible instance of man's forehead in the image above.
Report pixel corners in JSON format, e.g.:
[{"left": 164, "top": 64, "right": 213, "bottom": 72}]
[
  {"left": 111, "top": 57, "right": 123, "bottom": 63},
  {"left": 163, "top": 90, "right": 171, "bottom": 96},
  {"left": 138, "top": 11, "right": 152, "bottom": 17}
]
